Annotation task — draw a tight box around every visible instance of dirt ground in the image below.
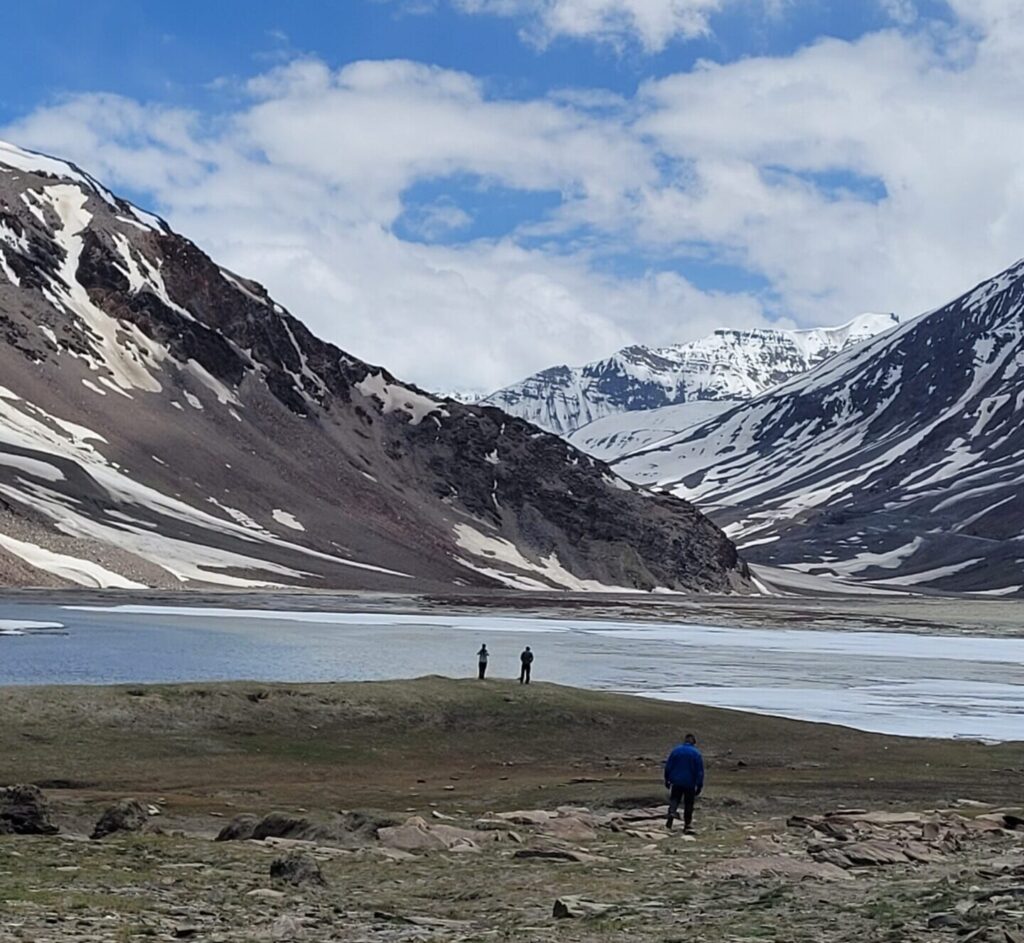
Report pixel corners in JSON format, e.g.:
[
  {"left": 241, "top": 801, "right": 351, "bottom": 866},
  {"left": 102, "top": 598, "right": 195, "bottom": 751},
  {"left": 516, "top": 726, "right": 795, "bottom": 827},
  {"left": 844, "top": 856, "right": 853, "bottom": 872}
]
[{"left": 1, "top": 678, "right": 1023, "bottom": 941}]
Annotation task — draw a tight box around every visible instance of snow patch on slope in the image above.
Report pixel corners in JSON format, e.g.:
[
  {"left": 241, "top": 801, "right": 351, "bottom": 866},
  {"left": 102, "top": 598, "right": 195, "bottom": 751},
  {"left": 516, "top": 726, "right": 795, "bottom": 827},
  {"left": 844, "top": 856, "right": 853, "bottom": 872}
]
[
  {"left": 272, "top": 509, "right": 305, "bottom": 532},
  {"left": 453, "top": 523, "right": 640, "bottom": 592},
  {"left": 356, "top": 372, "right": 448, "bottom": 425},
  {"left": 41, "top": 185, "right": 165, "bottom": 394},
  {"left": 0, "top": 532, "right": 145, "bottom": 589}
]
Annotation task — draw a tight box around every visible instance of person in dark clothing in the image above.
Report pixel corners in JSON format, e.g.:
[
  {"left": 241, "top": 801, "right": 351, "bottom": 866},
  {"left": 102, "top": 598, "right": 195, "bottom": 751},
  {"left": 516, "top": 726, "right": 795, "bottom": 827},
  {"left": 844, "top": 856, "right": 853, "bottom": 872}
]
[
  {"left": 664, "top": 733, "right": 704, "bottom": 833},
  {"left": 519, "top": 646, "right": 534, "bottom": 684},
  {"left": 477, "top": 644, "right": 489, "bottom": 680}
]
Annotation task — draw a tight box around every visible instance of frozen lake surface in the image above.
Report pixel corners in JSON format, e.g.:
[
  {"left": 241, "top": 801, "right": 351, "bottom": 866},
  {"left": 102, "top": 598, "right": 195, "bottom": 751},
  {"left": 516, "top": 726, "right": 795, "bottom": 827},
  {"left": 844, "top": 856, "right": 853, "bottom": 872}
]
[{"left": 1, "top": 603, "right": 1022, "bottom": 740}]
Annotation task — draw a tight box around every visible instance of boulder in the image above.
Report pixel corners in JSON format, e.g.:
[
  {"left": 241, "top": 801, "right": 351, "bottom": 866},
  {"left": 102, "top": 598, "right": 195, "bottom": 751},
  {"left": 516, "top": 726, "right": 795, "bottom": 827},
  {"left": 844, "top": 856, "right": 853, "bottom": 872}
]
[
  {"left": 269, "top": 851, "right": 325, "bottom": 887},
  {"left": 0, "top": 784, "right": 58, "bottom": 835},
  {"left": 493, "top": 810, "right": 556, "bottom": 826},
  {"left": 553, "top": 896, "right": 614, "bottom": 919},
  {"left": 91, "top": 799, "right": 150, "bottom": 840},
  {"left": 217, "top": 810, "right": 395, "bottom": 848},
  {"left": 215, "top": 813, "right": 259, "bottom": 842},
  {"left": 377, "top": 816, "right": 492, "bottom": 854},
  {"left": 814, "top": 841, "right": 911, "bottom": 868},
  {"left": 271, "top": 915, "right": 304, "bottom": 940},
  {"left": 708, "top": 855, "right": 853, "bottom": 882},
  {"left": 253, "top": 812, "right": 318, "bottom": 841},
  {"left": 544, "top": 816, "right": 599, "bottom": 842},
  {"left": 974, "top": 813, "right": 1024, "bottom": 832},
  {"left": 829, "top": 811, "right": 927, "bottom": 826}
]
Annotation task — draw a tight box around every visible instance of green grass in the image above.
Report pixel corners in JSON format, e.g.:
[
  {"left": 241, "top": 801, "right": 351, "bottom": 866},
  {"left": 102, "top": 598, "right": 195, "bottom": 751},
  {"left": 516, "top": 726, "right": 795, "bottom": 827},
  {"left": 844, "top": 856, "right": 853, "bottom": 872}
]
[{"left": 1, "top": 677, "right": 1021, "bottom": 815}]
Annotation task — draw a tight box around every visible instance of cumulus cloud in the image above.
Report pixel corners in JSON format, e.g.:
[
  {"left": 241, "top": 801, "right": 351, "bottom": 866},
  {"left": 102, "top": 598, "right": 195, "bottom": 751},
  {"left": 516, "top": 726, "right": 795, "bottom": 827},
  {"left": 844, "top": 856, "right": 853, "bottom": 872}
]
[
  {"left": 3, "top": 60, "right": 768, "bottom": 390},
  {"left": 625, "top": 22, "right": 1024, "bottom": 323},
  {"left": 7, "top": 5, "right": 1024, "bottom": 392}
]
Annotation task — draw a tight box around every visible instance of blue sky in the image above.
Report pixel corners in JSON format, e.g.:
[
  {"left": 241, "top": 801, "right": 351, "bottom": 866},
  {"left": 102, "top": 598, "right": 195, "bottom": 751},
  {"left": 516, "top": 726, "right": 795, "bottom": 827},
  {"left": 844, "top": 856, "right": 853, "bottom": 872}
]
[
  {"left": 1, "top": 0, "right": 1018, "bottom": 390},
  {"left": 2, "top": 1, "right": 936, "bottom": 114}
]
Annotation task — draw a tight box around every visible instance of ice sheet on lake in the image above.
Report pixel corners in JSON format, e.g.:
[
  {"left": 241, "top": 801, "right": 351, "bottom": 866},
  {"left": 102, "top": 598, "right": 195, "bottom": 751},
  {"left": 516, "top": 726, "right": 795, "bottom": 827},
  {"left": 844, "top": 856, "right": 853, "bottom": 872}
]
[
  {"left": 63, "top": 606, "right": 569, "bottom": 633},
  {"left": 0, "top": 618, "right": 65, "bottom": 636},
  {"left": 640, "top": 680, "right": 1024, "bottom": 741}
]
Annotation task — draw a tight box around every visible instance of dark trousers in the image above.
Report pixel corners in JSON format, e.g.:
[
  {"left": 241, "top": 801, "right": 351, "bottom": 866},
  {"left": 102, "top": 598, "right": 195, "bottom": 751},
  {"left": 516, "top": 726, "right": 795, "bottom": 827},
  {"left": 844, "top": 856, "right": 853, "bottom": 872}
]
[
  {"left": 519, "top": 664, "right": 531, "bottom": 684},
  {"left": 667, "top": 785, "right": 696, "bottom": 827},
  {"left": 478, "top": 662, "right": 487, "bottom": 679}
]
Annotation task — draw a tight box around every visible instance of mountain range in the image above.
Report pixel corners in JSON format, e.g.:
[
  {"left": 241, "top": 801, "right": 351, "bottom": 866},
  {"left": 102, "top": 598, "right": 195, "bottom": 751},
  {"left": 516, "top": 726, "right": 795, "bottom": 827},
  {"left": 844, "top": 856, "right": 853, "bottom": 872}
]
[
  {"left": 481, "top": 314, "right": 900, "bottom": 439},
  {"left": 613, "top": 265, "right": 1024, "bottom": 596},
  {"left": 0, "top": 140, "right": 749, "bottom": 593}
]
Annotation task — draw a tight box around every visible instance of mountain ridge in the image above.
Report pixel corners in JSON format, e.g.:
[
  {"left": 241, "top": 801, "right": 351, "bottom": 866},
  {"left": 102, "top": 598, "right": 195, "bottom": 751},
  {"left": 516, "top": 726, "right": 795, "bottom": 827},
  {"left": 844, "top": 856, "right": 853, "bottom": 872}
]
[
  {"left": 481, "top": 313, "right": 900, "bottom": 437},
  {"left": 0, "top": 140, "right": 749, "bottom": 593},
  {"left": 612, "top": 261, "right": 1024, "bottom": 596}
]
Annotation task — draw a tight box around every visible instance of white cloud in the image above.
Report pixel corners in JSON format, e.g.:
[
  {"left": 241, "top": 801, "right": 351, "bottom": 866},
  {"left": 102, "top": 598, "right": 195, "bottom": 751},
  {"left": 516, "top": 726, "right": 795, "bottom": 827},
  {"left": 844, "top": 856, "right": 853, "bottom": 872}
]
[
  {"left": 8, "top": 5, "right": 1024, "bottom": 392},
  {"left": 456, "top": 0, "right": 727, "bottom": 50},
  {"left": 402, "top": 198, "right": 474, "bottom": 239},
  {"left": 3, "top": 61, "right": 768, "bottom": 391},
  {"left": 622, "top": 22, "right": 1024, "bottom": 323},
  {"left": 878, "top": 0, "right": 917, "bottom": 24}
]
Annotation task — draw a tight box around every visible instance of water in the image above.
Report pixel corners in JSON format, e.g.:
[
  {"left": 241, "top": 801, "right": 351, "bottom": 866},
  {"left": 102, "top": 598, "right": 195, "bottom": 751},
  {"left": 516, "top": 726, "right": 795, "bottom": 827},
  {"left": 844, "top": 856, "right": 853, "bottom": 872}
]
[{"left": 1, "top": 602, "right": 1022, "bottom": 740}]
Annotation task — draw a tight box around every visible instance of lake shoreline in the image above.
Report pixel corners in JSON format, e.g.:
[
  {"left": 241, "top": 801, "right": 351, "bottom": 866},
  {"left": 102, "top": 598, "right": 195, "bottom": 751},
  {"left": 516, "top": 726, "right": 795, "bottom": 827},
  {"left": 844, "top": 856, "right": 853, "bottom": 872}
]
[{"left": 2, "top": 596, "right": 1022, "bottom": 740}]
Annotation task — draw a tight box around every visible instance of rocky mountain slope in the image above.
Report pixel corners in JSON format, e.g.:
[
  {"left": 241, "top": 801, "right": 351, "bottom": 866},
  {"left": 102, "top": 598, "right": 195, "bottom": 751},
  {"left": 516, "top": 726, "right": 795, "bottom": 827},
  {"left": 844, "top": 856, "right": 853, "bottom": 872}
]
[
  {"left": 0, "top": 140, "right": 749, "bottom": 592},
  {"left": 614, "top": 262, "right": 1024, "bottom": 596},
  {"left": 481, "top": 314, "right": 899, "bottom": 437}
]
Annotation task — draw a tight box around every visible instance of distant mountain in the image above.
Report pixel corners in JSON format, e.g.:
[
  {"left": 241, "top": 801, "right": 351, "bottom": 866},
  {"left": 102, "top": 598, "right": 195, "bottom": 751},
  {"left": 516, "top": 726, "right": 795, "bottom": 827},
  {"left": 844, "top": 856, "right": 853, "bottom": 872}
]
[
  {"left": 481, "top": 314, "right": 899, "bottom": 437},
  {"left": 0, "top": 140, "right": 750, "bottom": 593},
  {"left": 613, "top": 262, "right": 1024, "bottom": 596}
]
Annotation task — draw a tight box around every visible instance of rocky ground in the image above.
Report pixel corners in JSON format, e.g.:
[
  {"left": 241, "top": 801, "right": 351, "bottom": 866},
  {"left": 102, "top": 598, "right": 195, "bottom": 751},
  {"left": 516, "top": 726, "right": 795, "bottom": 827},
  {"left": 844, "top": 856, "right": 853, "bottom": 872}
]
[{"left": 1, "top": 678, "right": 1022, "bottom": 942}]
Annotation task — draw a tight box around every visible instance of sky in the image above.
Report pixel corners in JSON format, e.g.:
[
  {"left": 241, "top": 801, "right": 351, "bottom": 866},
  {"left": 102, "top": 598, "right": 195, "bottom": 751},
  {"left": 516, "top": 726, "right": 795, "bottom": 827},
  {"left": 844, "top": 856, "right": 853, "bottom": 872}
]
[{"left": 2, "top": 0, "right": 1024, "bottom": 392}]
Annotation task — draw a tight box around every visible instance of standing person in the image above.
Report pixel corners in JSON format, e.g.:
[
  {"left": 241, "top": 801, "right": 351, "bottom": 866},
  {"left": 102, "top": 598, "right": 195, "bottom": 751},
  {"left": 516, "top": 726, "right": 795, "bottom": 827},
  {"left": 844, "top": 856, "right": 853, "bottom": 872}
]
[
  {"left": 519, "top": 646, "right": 534, "bottom": 684},
  {"left": 477, "top": 644, "right": 489, "bottom": 680},
  {"left": 664, "top": 733, "right": 704, "bottom": 833}
]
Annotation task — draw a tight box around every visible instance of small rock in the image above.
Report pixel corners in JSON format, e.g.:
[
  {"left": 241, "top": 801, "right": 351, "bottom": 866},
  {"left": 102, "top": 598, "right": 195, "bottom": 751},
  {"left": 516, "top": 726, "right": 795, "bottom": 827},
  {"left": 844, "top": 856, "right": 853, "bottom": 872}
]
[
  {"left": 271, "top": 915, "right": 303, "bottom": 939},
  {"left": 247, "top": 888, "right": 286, "bottom": 899},
  {"left": 269, "top": 851, "right": 325, "bottom": 887},
  {"left": 91, "top": 798, "right": 149, "bottom": 840},
  {"left": 216, "top": 813, "right": 259, "bottom": 842},
  {"left": 553, "top": 896, "right": 614, "bottom": 918}
]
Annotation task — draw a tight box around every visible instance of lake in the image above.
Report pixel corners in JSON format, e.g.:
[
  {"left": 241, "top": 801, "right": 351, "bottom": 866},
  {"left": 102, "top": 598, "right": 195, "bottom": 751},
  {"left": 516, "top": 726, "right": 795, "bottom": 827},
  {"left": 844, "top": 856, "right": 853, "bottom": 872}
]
[{"left": 1, "top": 602, "right": 1022, "bottom": 741}]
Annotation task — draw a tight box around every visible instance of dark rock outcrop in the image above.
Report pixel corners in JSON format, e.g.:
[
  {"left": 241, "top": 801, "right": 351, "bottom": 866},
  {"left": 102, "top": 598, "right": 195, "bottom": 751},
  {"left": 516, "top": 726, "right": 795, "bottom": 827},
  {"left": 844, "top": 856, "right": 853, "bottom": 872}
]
[
  {"left": 217, "top": 810, "right": 396, "bottom": 848},
  {"left": 0, "top": 784, "right": 58, "bottom": 835},
  {"left": 269, "top": 851, "right": 326, "bottom": 886},
  {"left": 91, "top": 798, "right": 149, "bottom": 839}
]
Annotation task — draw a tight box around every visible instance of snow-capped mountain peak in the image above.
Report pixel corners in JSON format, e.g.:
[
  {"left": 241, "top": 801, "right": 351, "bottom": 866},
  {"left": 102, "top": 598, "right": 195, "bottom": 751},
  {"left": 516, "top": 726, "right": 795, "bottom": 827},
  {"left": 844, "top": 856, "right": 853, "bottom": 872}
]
[{"left": 481, "top": 313, "right": 900, "bottom": 437}]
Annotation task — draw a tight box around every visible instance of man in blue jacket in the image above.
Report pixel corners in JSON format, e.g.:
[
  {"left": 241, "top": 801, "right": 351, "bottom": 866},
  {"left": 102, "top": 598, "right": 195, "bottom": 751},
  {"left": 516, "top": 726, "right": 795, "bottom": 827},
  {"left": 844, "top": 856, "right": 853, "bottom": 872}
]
[{"left": 664, "top": 733, "right": 704, "bottom": 833}]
